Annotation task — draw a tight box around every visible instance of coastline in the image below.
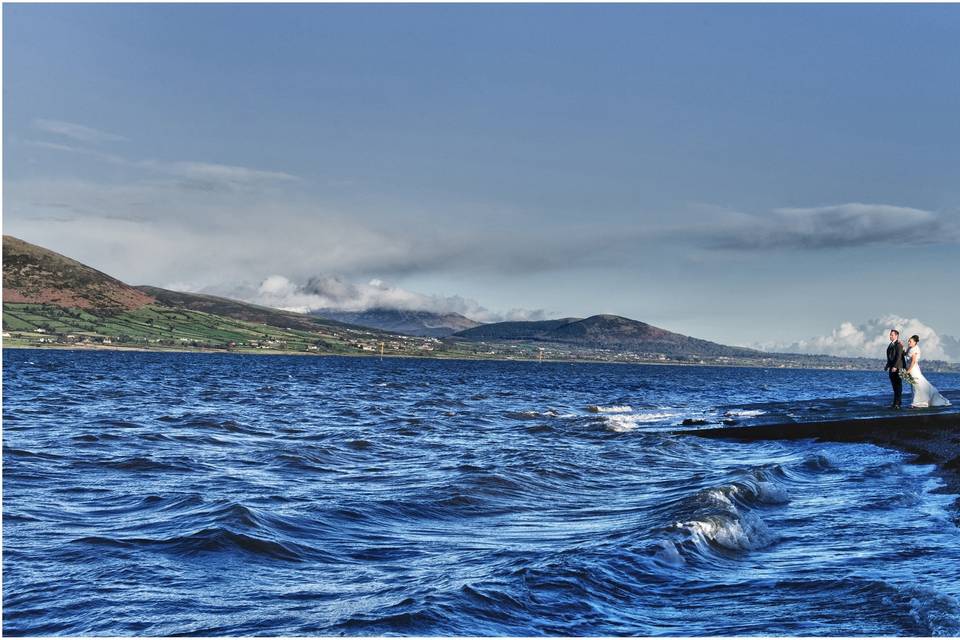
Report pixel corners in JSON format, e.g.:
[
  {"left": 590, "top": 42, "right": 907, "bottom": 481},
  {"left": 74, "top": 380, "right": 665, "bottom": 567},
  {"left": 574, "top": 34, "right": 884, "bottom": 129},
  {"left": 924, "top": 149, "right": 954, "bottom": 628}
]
[
  {"left": 678, "top": 412, "right": 960, "bottom": 522},
  {"left": 2, "top": 343, "right": 946, "bottom": 372},
  {"left": 0, "top": 343, "right": 758, "bottom": 367}
]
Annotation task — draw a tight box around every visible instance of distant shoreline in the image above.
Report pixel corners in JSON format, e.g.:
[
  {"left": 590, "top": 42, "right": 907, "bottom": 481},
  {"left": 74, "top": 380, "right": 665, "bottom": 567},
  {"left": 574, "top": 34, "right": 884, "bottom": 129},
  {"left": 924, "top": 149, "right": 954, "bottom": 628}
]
[{"left": 1, "top": 343, "right": 934, "bottom": 373}]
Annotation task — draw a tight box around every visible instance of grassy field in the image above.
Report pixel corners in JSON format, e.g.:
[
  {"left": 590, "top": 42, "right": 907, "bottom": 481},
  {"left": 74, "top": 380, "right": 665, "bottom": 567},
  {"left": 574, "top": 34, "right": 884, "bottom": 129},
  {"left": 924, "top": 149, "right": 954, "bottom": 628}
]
[
  {"left": 2, "top": 303, "right": 364, "bottom": 353},
  {"left": 1, "top": 302, "right": 562, "bottom": 362}
]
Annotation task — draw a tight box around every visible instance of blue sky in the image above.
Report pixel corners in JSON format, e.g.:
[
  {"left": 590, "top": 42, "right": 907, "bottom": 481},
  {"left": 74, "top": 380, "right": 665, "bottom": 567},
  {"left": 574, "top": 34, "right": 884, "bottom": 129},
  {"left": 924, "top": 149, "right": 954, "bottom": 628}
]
[{"left": 4, "top": 3, "right": 959, "bottom": 353}]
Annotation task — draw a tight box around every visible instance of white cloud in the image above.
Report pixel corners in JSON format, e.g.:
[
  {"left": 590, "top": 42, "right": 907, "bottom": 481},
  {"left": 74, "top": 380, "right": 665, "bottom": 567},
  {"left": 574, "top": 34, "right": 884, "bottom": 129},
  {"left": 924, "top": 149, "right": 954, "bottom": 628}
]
[
  {"left": 246, "top": 273, "right": 487, "bottom": 320},
  {"left": 143, "top": 160, "right": 299, "bottom": 186},
  {"left": 250, "top": 274, "right": 441, "bottom": 314},
  {"left": 25, "top": 140, "right": 86, "bottom": 154},
  {"left": 756, "top": 314, "right": 958, "bottom": 362},
  {"left": 24, "top": 136, "right": 299, "bottom": 191},
  {"left": 33, "top": 119, "right": 127, "bottom": 143},
  {"left": 10, "top": 135, "right": 671, "bottom": 279},
  {"left": 705, "top": 203, "right": 959, "bottom": 251},
  {"left": 500, "top": 308, "right": 550, "bottom": 322},
  {"left": 170, "top": 273, "right": 546, "bottom": 323}
]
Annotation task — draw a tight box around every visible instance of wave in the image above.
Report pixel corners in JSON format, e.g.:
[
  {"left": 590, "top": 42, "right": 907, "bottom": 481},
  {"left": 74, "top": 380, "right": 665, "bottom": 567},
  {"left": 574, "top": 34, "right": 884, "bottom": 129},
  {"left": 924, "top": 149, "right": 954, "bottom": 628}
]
[
  {"left": 504, "top": 409, "right": 563, "bottom": 420},
  {"left": 799, "top": 453, "right": 837, "bottom": 472},
  {"left": 601, "top": 411, "right": 678, "bottom": 432},
  {"left": 723, "top": 409, "right": 767, "bottom": 418},
  {"left": 272, "top": 451, "right": 337, "bottom": 473},
  {"left": 69, "top": 498, "right": 333, "bottom": 563},
  {"left": 586, "top": 405, "right": 633, "bottom": 413},
  {"left": 3, "top": 447, "right": 64, "bottom": 460},
  {"left": 333, "top": 606, "right": 446, "bottom": 635},
  {"left": 155, "top": 413, "right": 266, "bottom": 436},
  {"left": 699, "top": 472, "right": 792, "bottom": 507},
  {"left": 674, "top": 509, "right": 777, "bottom": 553},
  {"left": 91, "top": 417, "right": 143, "bottom": 429},
  {"left": 72, "top": 455, "right": 199, "bottom": 473},
  {"left": 414, "top": 397, "right": 467, "bottom": 409},
  {"left": 658, "top": 469, "right": 792, "bottom": 563},
  {"left": 74, "top": 527, "right": 314, "bottom": 562},
  {"left": 902, "top": 584, "right": 960, "bottom": 636},
  {"left": 114, "top": 456, "right": 194, "bottom": 472},
  {"left": 652, "top": 539, "right": 686, "bottom": 567},
  {"left": 345, "top": 439, "right": 374, "bottom": 450}
]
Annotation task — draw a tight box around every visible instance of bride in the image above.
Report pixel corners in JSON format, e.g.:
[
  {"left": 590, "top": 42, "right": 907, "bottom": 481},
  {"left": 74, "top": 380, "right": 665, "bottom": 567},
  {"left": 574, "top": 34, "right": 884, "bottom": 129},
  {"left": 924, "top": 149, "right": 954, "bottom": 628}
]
[{"left": 903, "top": 335, "right": 951, "bottom": 408}]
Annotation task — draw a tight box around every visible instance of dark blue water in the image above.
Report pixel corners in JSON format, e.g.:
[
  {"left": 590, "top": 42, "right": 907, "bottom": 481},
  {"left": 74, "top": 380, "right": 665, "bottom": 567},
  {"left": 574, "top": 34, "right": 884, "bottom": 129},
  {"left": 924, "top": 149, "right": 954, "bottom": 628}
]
[{"left": 4, "top": 348, "right": 960, "bottom": 636}]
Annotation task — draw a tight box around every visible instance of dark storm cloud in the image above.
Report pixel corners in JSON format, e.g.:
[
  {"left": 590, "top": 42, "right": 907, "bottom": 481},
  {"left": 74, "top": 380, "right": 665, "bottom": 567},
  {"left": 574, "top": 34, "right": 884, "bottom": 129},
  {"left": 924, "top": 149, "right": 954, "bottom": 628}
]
[{"left": 704, "top": 204, "right": 959, "bottom": 251}]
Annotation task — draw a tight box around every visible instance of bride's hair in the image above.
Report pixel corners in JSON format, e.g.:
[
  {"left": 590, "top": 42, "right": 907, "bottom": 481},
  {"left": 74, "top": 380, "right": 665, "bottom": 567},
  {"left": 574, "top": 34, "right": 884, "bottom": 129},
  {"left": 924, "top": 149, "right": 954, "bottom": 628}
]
[{"left": 910, "top": 335, "right": 920, "bottom": 343}]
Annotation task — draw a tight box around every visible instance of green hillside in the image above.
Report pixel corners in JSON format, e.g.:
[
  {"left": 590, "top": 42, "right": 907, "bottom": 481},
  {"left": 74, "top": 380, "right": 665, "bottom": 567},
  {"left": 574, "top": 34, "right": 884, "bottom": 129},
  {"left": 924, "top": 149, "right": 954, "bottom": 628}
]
[
  {"left": 136, "top": 285, "right": 357, "bottom": 334},
  {"left": 2, "top": 302, "right": 362, "bottom": 353},
  {"left": 2, "top": 236, "right": 448, "bottom": 356}
]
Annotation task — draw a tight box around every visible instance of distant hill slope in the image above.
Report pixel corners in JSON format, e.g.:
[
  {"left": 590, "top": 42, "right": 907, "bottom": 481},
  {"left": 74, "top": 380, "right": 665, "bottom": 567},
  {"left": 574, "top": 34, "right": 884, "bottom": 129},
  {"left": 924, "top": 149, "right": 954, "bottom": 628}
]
[
  {"left": 137, "top": 286, "right": 364, "bottom": 335},
  {"left": 311, "top": 307, "right": 482, "bottom": 337},
  {"left": 3, "top": 235, "right": 155, "bottom": 312},
  {"left": 455, "top": 314, "right": 762, "bottom": 358},
  {"left": 2, "top": 238, "right": 405, "bottom": 354},
  {"left": 453, "top": 318, "right": 583, "bottom": 341}
]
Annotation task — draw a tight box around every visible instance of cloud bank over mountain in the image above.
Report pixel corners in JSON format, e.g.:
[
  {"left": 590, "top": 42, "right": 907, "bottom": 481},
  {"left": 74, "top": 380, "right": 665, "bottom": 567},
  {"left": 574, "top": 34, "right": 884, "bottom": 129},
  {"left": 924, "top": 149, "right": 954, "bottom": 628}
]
[
  {"left": 184, "top": 274, "right": 549, "bottom": 324},
  {"left": 754, "top": 314, "right": 959, "bottom": 362}
]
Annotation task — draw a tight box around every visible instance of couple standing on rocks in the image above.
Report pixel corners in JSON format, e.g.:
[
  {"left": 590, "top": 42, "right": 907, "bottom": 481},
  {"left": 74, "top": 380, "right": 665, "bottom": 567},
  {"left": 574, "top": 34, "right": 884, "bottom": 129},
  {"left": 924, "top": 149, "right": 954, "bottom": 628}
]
[{"left": 885, "top": 329, "right": 951, "bottom": 409}]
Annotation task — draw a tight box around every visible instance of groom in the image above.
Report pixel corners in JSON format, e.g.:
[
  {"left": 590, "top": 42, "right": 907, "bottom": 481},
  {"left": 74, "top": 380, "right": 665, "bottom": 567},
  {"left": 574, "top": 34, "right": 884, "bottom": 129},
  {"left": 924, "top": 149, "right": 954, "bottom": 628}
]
[{"left": 884, "top": 329, "right": 906, "bottom": 409}]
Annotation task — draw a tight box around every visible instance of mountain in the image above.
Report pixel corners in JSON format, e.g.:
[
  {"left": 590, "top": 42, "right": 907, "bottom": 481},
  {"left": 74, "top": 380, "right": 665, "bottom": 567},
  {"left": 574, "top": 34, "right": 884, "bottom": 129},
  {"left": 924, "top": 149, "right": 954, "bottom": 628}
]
[
  {"left": 451, "top": 318, "right": 583, "bottom": 341},
  {"left": 2, "top": 236, "right": 417, "bottom": 355},
  {"left": 455, "top": 314, "right": 763, "bottom": 359},
  {"left": 311, "top": 307, "right": 482, "bottom": 337},
  {"left": 137, "top": 286, "right": 361, "bottom": 335},
  {"left": 3, "top": 235, "right": 155, "bottom": 312}
]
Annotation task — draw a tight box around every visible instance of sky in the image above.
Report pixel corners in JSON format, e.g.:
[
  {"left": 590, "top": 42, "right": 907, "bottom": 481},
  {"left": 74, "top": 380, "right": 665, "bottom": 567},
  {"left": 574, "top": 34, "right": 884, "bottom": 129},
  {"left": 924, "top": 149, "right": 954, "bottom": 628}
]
[{"left": 4, "top": 3, "right": 959, "bottom": 357}]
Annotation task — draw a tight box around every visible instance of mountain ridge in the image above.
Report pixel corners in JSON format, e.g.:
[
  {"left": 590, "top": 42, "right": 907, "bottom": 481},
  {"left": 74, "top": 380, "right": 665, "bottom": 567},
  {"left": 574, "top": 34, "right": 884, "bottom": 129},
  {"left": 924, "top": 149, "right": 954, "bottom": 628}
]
[
  {"left": 136, "top": 286, "right": 362, "bottom": 334},
  {"left": 3, "top": 235, "right": 155, "bottom": 312},
  {"left": 310, "top": 307, "right": 481, "bottom": 337},
  {"left": 455, "top": 314, "right": 763, "bottom": 359}
]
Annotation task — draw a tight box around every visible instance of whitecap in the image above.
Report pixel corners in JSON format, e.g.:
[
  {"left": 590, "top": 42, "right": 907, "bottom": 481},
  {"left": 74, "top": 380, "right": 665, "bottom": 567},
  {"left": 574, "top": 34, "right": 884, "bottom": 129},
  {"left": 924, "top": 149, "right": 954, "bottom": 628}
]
[
  {"left": 603, "top": 411, "right": 677, "bottom": 432},
  {"left": 724, "top": 409, "right": 766, "bottom": 418},
  {"left": 904, "top": 584, "right": 960, "bottom": 636},
  {"left": 587, "top": 405, "right": 633, "bottom": 414},
  {"left": 679, "top": 510, "right": 778, "bottom": 552},
  {"left": 703, "top": 487, "right": 737, "bottom": 508}
]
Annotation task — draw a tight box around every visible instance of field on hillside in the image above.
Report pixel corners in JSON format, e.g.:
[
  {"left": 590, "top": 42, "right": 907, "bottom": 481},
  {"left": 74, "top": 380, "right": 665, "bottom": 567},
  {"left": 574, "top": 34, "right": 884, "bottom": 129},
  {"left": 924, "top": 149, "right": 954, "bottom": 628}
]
[{"left": 1, "top": 303, "right": 360, "bottom": 353}]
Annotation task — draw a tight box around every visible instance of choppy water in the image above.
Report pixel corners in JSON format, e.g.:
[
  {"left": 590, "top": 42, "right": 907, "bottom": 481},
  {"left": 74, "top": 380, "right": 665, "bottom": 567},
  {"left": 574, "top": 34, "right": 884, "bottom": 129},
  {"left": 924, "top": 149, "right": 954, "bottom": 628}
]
[{"left": 4, "top": 348, "right": 960, "bottom": 636}]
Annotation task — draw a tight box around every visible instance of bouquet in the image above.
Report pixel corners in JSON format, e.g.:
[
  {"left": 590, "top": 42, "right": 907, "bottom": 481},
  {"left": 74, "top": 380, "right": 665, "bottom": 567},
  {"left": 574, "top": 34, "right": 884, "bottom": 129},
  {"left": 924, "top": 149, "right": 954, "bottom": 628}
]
[{"left": 899, "top": 369, "right": 918, "bottom": 387}]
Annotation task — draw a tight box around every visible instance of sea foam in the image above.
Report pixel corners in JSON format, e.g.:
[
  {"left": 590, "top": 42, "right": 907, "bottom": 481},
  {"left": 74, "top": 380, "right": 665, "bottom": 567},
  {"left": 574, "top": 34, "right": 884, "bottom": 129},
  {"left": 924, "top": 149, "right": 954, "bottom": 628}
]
[{"left": 587, "top": 405, "right": 633, "bottom": 414}]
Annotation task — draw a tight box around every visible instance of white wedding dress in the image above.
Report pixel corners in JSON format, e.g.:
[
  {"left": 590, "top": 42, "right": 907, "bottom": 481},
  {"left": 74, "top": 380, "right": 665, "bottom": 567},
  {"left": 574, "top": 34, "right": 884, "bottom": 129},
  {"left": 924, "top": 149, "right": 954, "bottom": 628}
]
[{"left": 904, "top": 347, "right": 951, "bottom": 408}]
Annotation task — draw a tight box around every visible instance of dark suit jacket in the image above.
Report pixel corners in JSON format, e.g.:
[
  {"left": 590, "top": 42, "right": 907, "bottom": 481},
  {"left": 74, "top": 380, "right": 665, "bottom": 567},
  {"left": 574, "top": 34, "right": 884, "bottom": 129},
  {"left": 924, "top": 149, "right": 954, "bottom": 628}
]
[{"left": 885, "top": 340, "right": 906, "bottom": 371}]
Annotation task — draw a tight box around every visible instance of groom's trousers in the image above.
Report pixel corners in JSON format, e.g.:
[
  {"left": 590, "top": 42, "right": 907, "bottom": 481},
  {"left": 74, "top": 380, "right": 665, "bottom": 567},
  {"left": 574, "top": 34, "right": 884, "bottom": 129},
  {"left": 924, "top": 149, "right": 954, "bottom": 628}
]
[{"left": 888, "top": 370, "right": 903, "bottom": 406}]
